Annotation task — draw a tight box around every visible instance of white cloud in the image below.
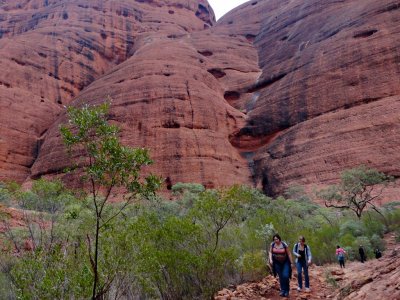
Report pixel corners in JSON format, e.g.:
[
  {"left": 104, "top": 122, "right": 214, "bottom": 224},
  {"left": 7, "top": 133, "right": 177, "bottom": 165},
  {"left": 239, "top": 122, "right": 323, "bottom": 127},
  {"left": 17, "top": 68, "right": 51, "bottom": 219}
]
[{"left": 208, "top": 0, "right": 249, "bottom": 20}]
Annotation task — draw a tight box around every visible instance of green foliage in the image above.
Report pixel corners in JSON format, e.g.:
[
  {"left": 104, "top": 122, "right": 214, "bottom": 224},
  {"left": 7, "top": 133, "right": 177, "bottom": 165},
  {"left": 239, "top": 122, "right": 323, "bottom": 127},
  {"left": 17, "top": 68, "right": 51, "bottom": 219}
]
[
  {"left": 239, "top": 250, "right": 267, "bottom": 281},
  {"left": 318, "top": 166, "right": 392, "bottom": 218},
  {"left": 284, "top": 185, "right": 311, "bottom": 202},
  {"left": 362, "top": 212, "right": 386, "bottom": 236},
  {"left": 0, "top": 187, "right": 12, "bottom": 206},
  {"left": 340, "top": 220, "right": 365, "bottom": 237},
  {"left": 384, "top": 204, "right": 400, "bottom": 232},
  {"left": 19, "top": 179, "right": 73, "bottom": 213},
  {"left": 3, "top": 181, "right": 21, "bottom": 194},
  {"left": 369, "top": 234, "right": 385, "bottom": 252},
  {"left": 1, "top": 179, "right": 398, "bottom": 299},
  {"left": 60, "top": 102, "right": 161, "bottom": 198},
  {"left": 172, "top": 182, "right": 205, "bottom": 195},
  {"left": 59, "top": 101, "right": 161, "bottom": 299},
  {"left": 11, "top": 244, "right": 92, "bottom": 299},
  {"left": 189, "top": 187, "right": 244, "bottom": 251}
]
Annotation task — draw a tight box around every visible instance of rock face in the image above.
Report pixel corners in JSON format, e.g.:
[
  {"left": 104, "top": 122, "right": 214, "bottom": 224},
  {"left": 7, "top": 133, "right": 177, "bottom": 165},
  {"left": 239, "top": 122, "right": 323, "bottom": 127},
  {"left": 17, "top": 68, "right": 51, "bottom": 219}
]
[
  {"left": 222, "top": 0, "right": 400, "bottom": 195},
  {"left": 1, "top": 0, "right": 400, "bottom": 196},
  {"left": 31, "top": 32, "right": 257, "bottom": 188},
  {"left": 0, "top": 0, "right": 228, "bottom": 186}
]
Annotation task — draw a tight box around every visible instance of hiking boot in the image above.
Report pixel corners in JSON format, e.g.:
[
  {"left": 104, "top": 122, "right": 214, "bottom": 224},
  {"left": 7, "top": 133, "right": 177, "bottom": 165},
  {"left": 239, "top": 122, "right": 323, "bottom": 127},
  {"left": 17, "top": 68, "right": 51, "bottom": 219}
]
[
  {"left": 305, "top": 288, "right": 311, "bottom": 293},
  {"left": 297, "top": 287, "right": 302, "bottom": 292}
]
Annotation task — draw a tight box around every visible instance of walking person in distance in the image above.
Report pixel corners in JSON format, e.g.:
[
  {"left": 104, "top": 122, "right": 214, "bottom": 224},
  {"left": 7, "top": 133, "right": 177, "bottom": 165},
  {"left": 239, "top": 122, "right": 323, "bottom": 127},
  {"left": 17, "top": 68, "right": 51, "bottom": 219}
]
[
  {"left": 359, "top": 245, "right": 366, "bottom": 263},
  {"left": 336, "top": 245, "right": 346, "bottom": 268}
]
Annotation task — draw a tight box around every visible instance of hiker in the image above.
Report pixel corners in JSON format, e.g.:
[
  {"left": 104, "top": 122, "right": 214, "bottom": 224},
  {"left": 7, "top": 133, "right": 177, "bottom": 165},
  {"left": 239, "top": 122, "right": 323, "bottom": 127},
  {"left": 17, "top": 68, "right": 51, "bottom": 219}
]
[
  {"left": 293, "top": 236, "right": 312, "bottom": 293},
  {"left": 359, "top": 245, "right": 366, "bottom": 263},
  {"left": 269, "top": 234, "right": 294, "bottom": 298},
  {"left": 336, "top": 245, "right": 346, "bottom": 268},
  {"left": 374, "top": 248, "right": 382, "bottom": 259}
]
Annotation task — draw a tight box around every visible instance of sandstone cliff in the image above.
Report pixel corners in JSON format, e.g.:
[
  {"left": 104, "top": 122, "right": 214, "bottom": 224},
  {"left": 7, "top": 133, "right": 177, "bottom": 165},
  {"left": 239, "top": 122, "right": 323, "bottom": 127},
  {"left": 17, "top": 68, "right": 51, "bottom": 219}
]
[
  {"left": 221, "top": 0, "right": 400, "bottom": 195},
  {"left": 1, "top": 0, "right": 400, "bottom": 196}
]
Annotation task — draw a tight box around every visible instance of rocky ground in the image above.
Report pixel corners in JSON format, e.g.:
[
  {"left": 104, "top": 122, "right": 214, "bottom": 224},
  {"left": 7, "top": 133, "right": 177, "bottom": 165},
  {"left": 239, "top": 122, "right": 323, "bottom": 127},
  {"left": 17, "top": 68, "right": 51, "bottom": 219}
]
[{"left": 215, "top": 234, "right": 400, "bottom": 300}]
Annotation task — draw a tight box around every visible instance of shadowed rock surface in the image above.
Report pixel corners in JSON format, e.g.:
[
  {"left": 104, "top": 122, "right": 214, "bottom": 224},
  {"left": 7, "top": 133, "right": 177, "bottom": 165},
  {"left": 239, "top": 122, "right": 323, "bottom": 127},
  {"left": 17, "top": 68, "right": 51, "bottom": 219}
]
[
  {"left": 1, "top": 0, "right": 400, "bottom": 195},
  {"left": 221, "top": 0, "right": 400, "bottom": 195}
]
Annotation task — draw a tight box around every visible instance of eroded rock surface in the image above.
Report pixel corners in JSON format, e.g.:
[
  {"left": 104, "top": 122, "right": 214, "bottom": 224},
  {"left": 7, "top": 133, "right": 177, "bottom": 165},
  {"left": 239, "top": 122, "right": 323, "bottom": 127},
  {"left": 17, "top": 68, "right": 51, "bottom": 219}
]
[
  {"left": 1, "top": 0, "right": 400, "bottom": 196},
  {"left": 223, "top": 0, "right": 400, "bottom": 195},
  {"left": 0, "top": 0, "right": 219, "bottom": 184}
]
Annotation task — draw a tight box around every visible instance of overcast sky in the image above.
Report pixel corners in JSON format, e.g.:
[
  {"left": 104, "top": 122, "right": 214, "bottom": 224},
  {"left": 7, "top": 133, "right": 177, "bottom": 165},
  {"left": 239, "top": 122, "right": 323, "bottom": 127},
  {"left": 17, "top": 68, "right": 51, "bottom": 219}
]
[{"left": 208, "top": 0, "right": 249, "bottom": 20}]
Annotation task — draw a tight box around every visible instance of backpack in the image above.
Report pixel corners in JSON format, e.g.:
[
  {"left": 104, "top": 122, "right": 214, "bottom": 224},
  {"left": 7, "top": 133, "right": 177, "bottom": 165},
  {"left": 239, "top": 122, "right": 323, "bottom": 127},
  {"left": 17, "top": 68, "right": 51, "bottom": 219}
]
[{"left": 338, "top": 251, "right": 345, "bottom": 260}]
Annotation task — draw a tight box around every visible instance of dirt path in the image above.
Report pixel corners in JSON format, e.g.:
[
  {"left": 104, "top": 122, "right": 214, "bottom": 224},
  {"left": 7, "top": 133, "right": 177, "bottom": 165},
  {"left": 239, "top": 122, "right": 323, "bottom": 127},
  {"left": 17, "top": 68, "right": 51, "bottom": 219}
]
[
  {"left": 328, "top": 233, "right": 400, "bottom": 300},
  {"left": 215, "top": 264, "right": 336, "bottom": 299},
  {"left": 215, "top": 234, "right": 400, "bottom": 300}
]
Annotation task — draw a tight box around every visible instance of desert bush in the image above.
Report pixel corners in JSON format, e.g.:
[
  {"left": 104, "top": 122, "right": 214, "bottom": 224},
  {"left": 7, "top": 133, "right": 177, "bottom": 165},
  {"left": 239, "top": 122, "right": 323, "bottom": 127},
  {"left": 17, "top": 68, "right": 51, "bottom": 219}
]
[
  {"left": 1, "top": 180, "right": 398, "bottom": 299},
  {"left": 362, "top": 212, "right": 386, "bottom": 237},
  {"left": 384, "top": 203, "right": 400, "bottom": 232},
  {"left": 239, "top": 250, "right": 267, "bottom": 281},
  {"left": 0, "top": 187, "right": 12, "bottom": 206},
  {"left": 340, "top": 220, "right": 365, "bottom": 237}
]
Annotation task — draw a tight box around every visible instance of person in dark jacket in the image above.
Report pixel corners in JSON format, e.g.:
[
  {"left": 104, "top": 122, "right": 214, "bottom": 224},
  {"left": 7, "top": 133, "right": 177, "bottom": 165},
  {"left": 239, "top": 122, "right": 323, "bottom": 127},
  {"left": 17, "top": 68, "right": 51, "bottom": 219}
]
[
  {"left": 269, "top": 234, "right": 294, "bottom": 298},
  {"left": 374, "top": 248, "right": 382, "bottom": 259},
  {"left": 359, "top": 245, "right": 366, "bottom": 263}
]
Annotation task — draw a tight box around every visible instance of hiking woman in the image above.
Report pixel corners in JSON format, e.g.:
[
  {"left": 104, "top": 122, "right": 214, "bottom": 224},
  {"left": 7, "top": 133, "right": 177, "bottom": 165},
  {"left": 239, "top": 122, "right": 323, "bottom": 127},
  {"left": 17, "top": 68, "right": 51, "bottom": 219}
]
[
  {"left": 336, "top": 245, "right": 346, "bottom": 268},
  {"left": 293, "top": 236, "right": 312, "bottom": 292},
  {"left": 269, "top": 234, "right": 293, "bottom": 298}
]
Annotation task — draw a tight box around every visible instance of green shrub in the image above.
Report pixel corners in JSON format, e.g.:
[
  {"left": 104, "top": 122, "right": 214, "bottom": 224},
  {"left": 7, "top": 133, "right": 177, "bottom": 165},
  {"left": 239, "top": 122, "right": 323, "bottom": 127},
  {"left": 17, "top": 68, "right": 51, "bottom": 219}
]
[
  {"left": 385, "top": 206, "right": 400, "bottom": 231},
  {"left": 362, "top": 212, "right": 386, "bottom": 236},
  {"left": 340, "top": 233, "right": 356, "bottom": 248},
  {"left": 340, "top": 220, "right": 365, "bottom": 237},
  {"left": 15, "top": 191, "right": 39, "bottom": 210},
  {"left": 171, "top": 182, "right": 205, "bottom": 195},
  {"left": 0, "top": 187, "right": 12, "bottom": 206},
  {"left": 2, "top": 182, "right": 398, "bottom": 299},
  {"left": 240, "top": 250, "right": 267, "bottom": 281},
  {"left": 369, "top": 234, "right": 386, "bottom": 252}
]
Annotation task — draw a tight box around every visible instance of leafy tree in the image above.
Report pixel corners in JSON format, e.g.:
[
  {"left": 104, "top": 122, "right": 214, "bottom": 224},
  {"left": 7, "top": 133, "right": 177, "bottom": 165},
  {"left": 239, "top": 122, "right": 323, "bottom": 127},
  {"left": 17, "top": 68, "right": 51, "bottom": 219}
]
[
  {"left": 189, "top": 186, "right": 245, "bottom": 252},
  {"left": 60, "top": 102, "right": 161, "bottom": 299},
  {"left": 283, "top": 185, "right": 311, "bottom": 202},
  {"left": 318, "top": 166, "right": 392, "bottom": 219}
]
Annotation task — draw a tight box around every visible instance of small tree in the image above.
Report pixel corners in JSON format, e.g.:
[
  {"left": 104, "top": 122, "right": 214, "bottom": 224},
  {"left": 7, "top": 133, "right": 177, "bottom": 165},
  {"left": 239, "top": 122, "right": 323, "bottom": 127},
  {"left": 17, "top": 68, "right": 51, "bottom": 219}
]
[
  {"left": 60, "top": 102, "right": 161, "bottom": 299},
  {"left": 190, "top": 185, "right": 246, "bottom": 252},
  {"left": 318, "top": 166, "right": 392, "bottom": 219}
]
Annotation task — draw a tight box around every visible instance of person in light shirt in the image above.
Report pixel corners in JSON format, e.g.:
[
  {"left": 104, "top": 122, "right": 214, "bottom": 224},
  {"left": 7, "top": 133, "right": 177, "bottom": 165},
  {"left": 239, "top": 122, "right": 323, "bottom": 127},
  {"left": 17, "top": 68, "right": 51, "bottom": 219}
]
[{"left": 293, "top": 236, "right": 312, "bottom": 292}]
